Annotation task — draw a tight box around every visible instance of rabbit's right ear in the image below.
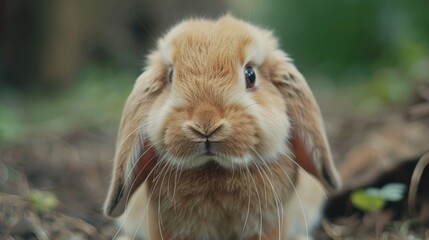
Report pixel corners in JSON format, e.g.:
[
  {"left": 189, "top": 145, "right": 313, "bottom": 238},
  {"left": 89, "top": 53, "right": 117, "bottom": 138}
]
[
  {"left": 267, "top": 48, "right": 341, "bottom": 191},
  {"left": 104, "top": 53, "right": 166, "bottom": 217}
]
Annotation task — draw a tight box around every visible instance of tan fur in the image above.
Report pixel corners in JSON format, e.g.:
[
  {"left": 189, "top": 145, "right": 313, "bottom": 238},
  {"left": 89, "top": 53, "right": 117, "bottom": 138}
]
[
  {"left": 146, "top": 160, "right": 296, "bottom": 239},
  {"left": 104, "top": 15, "right": 340, "bottom": 239}
]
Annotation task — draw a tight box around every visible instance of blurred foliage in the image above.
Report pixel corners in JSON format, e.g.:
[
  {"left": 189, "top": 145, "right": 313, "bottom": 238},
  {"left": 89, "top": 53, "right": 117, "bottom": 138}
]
[
  {"left": 0, "top": 66, "right": 136, "bottom": 144},
  {"left": 253, "top": 0, "right": 429, "bottom": 80},
  {"left": 1, "top": 0, "right": 429, "bottom": 144},
  {"left": 243, "top": 0, "right": 429, "bottom": 118}
]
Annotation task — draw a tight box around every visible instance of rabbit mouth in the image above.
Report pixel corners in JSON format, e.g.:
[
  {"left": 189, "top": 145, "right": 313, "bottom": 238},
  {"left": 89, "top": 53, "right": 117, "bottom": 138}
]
[
  {"left": 203, "top": 151, "right": 215, "bottom": 156},
  {"left": 183, "top": 152, "right": 252, "bottom": 170},
  {"left": 158, "top": 148, "right": 252, "bottom": 171},
  {"left": 201, "top": 160, "right": 221, "bottom": 170}
]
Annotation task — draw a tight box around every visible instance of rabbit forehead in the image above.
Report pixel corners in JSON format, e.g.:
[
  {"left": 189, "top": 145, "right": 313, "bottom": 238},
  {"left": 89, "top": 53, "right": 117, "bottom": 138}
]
[{"left": 159, "top": 16, "right": 267, "bottom": 74}]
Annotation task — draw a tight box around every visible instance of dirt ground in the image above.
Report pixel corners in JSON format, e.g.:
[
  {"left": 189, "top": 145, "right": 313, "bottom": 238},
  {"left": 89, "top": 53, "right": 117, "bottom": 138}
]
[{"left": 1, "top": 84, "right": 429, "bottom": 239}]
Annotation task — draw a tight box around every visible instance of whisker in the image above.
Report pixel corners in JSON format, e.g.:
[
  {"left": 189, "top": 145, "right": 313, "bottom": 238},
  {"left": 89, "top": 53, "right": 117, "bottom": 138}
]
[
  {"left": 172, "top": 157, "right": 182, "bottom": 213},
  {"left": 131, "top": 153, "right": 169, "bottom": 240},
  {"left": 122, "top": 140, "right": 163, "bottom": 207},
  {"left": 138, "top": 158, "right": 167, "bottom": 240},
  {"left": 112, "top": 152, "right": 164, "bottom": 239},
  {"left": 278, "top": 151, "right": 327, "bottom": 199},
  {"left": 241, "top": 103, "right": 257, "bottom": 110},
  {"left": 242, "top": 164, "right": 252, "bottom": 233},
  {"left": 274, "top": 160, "right": 310, "bottom": 240},
  {"left": 122, "top": 140, "right": 163, "bottom": 191},
  {"left": 246, "top": 158, "right": 263, "bottom": 240},
  {"left": 252, "top": 150, "right": 284, "bottom": 240},
  {"left": 157, "top": 161, "right": 171, "bottom": 240},
  {"left": 253, "top": 158, "right": 280, "bottom": 240},
  {"left": 132, "top": 11, "right": 157, "bottom": 45},
  {"left": 116, "top": 125, "right": 145, "bottom": 150},
  {"left": 115, "top": 142, "right": 168, "bottom": 239}
]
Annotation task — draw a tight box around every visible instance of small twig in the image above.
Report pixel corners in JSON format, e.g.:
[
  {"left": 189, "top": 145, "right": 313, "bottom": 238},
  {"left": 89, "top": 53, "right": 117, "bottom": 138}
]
[
  {"left": 27, "top": 212, "right": 49, "bottom": 240},
  {"left": 321, "top": 220, "right": 343, "bottom": 240},
  {"left": 408, "top": 152, "right": 429, "bottom": 216}
]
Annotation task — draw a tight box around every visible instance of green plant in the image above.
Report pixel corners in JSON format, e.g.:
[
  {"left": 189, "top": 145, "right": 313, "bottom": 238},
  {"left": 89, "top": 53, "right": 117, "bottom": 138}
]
[
  {"left": 29, "top": 189, "right": 59, "bottom": 212},
  {"left": 350, "top": 183, "right": 407, "bottom": 213}
]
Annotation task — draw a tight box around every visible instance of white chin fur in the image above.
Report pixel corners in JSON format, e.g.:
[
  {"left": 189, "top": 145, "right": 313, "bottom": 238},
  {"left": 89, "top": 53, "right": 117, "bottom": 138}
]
[{"left": 163, "top": 154, "right": 253, "bottom": 170}]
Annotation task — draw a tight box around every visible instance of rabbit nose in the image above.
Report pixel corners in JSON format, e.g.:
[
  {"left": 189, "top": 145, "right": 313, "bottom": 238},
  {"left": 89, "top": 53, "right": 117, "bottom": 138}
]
[
  {"left": 187, "top": 103, "right": 225, "bottom": 139},
  {"left": 188, "top": 123, "right": 224, "bottom": 139},
  {"left": 186, "top": 122, "right": 225, "bottom": 155}
]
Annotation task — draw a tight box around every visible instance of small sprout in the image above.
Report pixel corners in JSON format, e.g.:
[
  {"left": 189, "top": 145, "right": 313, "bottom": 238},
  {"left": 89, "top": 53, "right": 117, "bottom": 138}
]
[
  {"left": 351, "top": 189, "right": 386, "bottom": 212},
  {"left": 350, "top": 183, "right": 406, "bottom": 213},
  {"left": 29, "top": 189, "right": 59, "bottom": 211}
]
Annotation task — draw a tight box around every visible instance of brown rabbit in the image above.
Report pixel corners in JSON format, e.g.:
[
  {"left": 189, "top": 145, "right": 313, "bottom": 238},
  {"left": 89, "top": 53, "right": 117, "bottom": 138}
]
[{"left": 104, "top": 15, "right": 340, "bottom": 240}]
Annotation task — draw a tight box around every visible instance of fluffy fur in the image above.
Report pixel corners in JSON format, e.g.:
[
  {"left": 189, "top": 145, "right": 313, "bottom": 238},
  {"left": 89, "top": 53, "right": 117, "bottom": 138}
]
[{"left": 104, "top": 15, "right": 340, "bottom": 240}]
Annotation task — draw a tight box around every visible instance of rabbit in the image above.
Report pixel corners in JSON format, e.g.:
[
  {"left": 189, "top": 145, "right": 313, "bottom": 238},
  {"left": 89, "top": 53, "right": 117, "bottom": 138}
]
[{"left": 104, "top": 15, "right": 341, "bottom": 240}]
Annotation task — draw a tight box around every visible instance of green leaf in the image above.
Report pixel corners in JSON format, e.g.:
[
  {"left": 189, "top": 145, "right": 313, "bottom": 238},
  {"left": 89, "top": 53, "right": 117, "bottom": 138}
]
[
  {"left": 379, "top": 183, "right": 407, "bottom": 202},
  {"left": 350, "top": 189, "right": 386, "bottom": 213},
  {"left": 29, "top": 189, "right": 59, "bottom": 211}
]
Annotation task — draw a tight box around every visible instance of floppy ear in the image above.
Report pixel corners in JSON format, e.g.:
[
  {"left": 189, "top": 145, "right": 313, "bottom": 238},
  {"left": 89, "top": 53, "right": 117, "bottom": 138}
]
[
  {"left": 269, "top": 51, "right": 341, "bottom": 191},
  {"left": 104, "top": 54, "right": 166, "bottom": 217}
]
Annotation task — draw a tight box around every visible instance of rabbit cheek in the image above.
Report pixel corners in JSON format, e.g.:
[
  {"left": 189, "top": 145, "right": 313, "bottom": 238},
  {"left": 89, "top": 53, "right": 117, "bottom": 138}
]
[
  {"left": 221, "top": 107, "right": 259, "bottom": 158},
  {"left": 251, "top": 88, "right": 291, "bottom": 163},
  {"left": 146, "top": 92, "right": 173, "bottom": 146}
]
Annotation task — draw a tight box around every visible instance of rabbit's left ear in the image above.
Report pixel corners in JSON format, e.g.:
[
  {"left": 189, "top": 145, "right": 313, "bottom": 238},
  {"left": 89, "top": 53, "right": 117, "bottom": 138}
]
[
  {"left": 269, "top": 52, "right": 341, "bottom": 191},
  {"left": 104, "top": 58, "right": 165, "bottom": 217}
]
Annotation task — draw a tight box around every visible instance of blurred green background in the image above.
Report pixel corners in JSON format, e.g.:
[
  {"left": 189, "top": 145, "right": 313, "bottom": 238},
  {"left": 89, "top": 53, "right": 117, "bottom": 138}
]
[{"left": 1, "top": 0, "right": 428, "bottom": 144}]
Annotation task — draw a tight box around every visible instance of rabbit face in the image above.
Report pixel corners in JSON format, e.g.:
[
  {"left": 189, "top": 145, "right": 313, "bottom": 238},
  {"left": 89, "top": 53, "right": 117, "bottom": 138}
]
[{"left": 146, "top": 18, "right": 290, "bottom": 170}]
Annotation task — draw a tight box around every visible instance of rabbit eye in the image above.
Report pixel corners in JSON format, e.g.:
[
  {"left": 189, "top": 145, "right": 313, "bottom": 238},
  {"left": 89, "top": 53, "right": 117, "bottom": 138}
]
[
  {"left": 244, "top": 66, "right": 256, "bottom": 89},
  {"left": 168, "top": 69, "right": 173, "bottom": 82}
]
